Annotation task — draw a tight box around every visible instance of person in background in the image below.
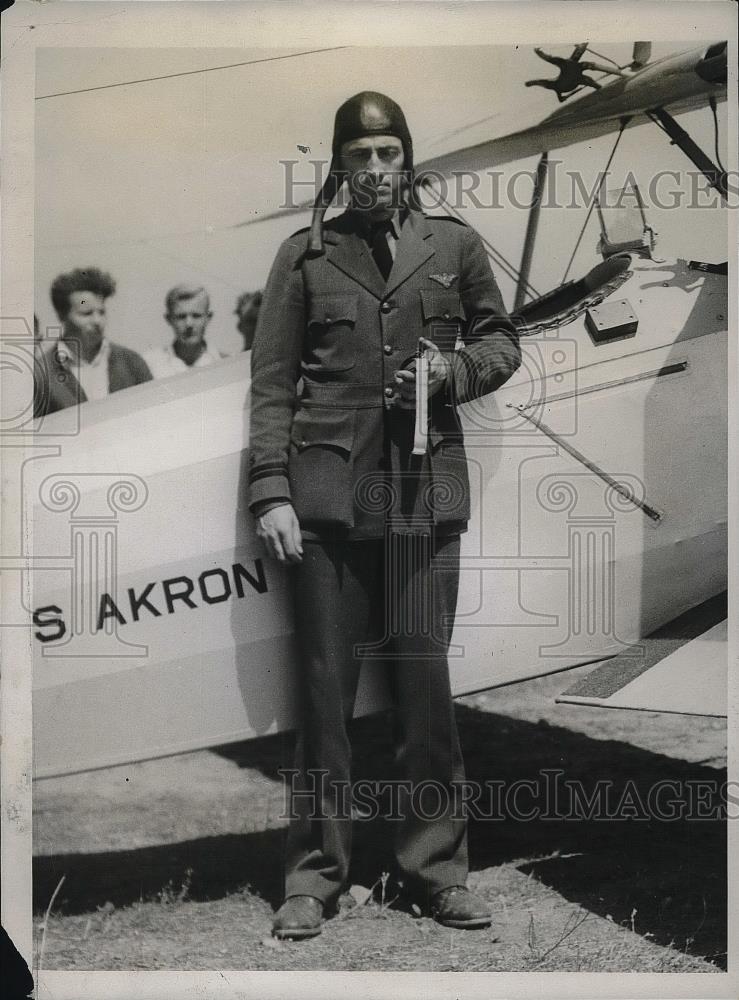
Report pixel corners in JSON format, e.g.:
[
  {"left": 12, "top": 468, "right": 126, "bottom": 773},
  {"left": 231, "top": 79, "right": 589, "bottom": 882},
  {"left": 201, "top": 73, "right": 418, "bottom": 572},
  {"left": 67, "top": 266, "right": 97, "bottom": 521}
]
[
  {"left": 34, "top": 267, "right": 152, "bottom": 417},
  {"left": 145, "top": 284, "right": 221, "bottom": 378},
  {"left": 234, "top": 290, "right": 263, "bottom": 352}
]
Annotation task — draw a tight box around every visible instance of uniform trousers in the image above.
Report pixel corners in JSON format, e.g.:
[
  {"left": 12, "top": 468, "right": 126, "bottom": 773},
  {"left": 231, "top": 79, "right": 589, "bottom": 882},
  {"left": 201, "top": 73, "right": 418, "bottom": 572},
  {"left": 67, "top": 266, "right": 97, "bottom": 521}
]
[{"left": 284, "top": 530, "right": 468, "bottom": 907}]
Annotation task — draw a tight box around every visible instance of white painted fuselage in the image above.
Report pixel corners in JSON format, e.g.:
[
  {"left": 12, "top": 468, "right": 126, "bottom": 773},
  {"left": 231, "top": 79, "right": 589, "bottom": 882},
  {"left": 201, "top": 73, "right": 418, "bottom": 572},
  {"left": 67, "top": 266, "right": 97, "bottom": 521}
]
[{"left": 30, "top": 256, "right": 727, "bottom": 776}]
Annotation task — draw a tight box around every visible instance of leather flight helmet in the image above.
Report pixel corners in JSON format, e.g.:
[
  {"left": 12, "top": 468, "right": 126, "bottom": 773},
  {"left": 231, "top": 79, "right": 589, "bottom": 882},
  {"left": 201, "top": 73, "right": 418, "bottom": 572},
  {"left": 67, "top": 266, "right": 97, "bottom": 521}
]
[{"left": 308, "top": 91, "right": 419, "bottom": 255}]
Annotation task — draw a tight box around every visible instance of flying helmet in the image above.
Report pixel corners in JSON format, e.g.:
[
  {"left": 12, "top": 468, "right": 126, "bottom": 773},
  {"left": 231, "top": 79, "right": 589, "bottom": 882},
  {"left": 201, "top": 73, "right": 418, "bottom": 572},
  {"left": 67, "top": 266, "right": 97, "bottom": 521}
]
[{"left": 308, "top": 91, "right": 420, "bottom": 255}]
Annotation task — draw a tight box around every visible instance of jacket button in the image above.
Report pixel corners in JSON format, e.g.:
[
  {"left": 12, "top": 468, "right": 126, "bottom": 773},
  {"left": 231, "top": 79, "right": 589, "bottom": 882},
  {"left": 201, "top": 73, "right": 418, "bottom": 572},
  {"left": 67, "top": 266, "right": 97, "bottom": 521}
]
[
  {"left": 380, "top": 301, "right": 393, "bottom": 314},
  {"left": 383, "top": 344, "right": 392, "bottom": 355},
  {"left": 384, "top": 386, "right": 394, "bottom": 397},
  {"left": 443, "top": 311, "right": 451, "bottom": 319}
]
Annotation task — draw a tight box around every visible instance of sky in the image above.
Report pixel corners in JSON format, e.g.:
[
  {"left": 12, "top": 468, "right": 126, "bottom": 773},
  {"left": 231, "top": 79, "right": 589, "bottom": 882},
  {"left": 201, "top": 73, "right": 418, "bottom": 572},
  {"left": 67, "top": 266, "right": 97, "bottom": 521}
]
[{"left": 35, "top": 43, "right": 729, "bottom": 356}]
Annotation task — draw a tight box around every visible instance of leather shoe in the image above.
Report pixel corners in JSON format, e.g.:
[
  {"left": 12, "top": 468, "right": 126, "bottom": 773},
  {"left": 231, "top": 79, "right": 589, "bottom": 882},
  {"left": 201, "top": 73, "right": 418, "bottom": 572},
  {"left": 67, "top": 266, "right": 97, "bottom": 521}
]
[
  {"left": 430, "top": 886, "right": 492, "bottom": 929},
  {"left": 272, "top": 895, "right": 324, "bottom": 939}
]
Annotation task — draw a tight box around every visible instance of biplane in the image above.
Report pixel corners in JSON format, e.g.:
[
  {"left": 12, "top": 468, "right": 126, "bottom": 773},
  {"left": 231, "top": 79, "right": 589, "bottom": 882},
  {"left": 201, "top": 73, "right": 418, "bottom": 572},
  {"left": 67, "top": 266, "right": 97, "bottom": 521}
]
[{"left": 27, "top": 42, "right": 729, "bottom": 778}]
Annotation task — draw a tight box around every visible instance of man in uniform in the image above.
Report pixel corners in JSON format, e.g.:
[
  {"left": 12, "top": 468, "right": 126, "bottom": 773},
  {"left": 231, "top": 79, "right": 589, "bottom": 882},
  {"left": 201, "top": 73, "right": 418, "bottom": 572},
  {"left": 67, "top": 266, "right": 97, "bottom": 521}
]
[{"left": 248, "top": 92, "right": 521, "bottom": 939}]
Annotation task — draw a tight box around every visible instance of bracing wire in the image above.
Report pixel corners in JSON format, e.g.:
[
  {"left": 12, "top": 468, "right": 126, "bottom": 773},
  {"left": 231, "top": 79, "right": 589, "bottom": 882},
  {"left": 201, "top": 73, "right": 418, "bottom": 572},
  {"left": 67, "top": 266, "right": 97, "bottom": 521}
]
[
  {"left": 422, "top": 181, "right": 540, "bottom": 298},
  {"left": 709, "top": 97, "right": 726, "bottom": 173},
  {"left": 561, "top": 119, "right": 628, "bottom": 283},
  {"left": 585, "top": 47, "right": 625, "bottom": 71},
  {"left": 36, "top": 47, "right": 347, "bottom": 100}
]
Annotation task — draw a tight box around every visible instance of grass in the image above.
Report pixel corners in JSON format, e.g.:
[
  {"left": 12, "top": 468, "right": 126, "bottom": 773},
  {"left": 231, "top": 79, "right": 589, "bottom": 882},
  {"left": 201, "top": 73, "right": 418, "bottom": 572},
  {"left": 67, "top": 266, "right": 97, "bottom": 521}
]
[
  {"left": 33, "top": 666, "right": 728, "bottom": 973},
  {"left": 33, "top": 860, "right": 721, "bottom": 974}
]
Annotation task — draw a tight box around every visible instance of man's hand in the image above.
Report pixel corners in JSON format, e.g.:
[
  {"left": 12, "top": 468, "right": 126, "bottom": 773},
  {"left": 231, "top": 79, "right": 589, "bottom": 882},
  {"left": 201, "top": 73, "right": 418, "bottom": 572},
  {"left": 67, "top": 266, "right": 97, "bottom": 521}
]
[
  {"left": 392, "top": 338, "right": 451, "bottom": 410},
  {"left": 256, "top": 502, "right": 303, "bottom": 564}
]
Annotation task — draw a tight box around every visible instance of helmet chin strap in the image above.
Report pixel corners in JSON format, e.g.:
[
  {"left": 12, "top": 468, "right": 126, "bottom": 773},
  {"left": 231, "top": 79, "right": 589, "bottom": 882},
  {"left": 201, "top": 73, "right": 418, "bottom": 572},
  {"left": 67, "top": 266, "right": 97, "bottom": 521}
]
[{"left": 307, "top": 160, "right": 343, "bottom": 256}]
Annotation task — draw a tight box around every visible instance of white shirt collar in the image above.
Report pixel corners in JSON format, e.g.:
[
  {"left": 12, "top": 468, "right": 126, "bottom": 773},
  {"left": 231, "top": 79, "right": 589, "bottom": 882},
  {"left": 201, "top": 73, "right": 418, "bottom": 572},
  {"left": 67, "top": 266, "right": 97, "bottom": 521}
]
[
  {"left": 165, "top": 342, "right": 215, "bottom": 365},
  {"left": 56, "top": 337, "right": 110, "bottom": 368}
]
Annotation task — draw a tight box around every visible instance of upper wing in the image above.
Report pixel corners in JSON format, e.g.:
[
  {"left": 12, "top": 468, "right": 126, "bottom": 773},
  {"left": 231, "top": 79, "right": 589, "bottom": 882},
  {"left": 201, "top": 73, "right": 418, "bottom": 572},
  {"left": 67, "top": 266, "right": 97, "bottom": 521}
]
[
  {"left": 234, "top": 43, "right": 726, "bottom": 228},
  {"left": 418, "top": 45, "right": 726, "bottom": 176}
]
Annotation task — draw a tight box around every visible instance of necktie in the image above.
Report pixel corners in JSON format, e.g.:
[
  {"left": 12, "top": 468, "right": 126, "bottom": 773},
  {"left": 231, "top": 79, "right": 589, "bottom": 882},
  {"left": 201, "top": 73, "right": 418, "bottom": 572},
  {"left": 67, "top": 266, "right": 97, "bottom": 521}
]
[{"left": 370, "top": 221, "right": 393, "bottom": 281}]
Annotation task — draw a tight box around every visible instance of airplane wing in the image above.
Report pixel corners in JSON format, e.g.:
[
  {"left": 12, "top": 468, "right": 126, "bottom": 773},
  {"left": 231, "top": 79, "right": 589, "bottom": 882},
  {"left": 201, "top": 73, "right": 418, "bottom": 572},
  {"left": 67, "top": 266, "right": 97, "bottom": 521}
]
[
  {"left": 234, "top": 43, "right": 727, "bottom": 229},
  {"left": 416, "top": 95, "right": 719, "bottom": 177},
  {"left": 232, "top": 201, "right": 311, "bottom": 228},
  {"left": 231, "top": 112, "right": 652, "bottom": 229},
  {"left": 557, "top": 594, "right": 727, "bottom": 717},
  {"left": 418, "top": 45, "right": 726, "bottom": 176},
  {"left": 231, "top": 101, "right": 688, "bottom": 229}
]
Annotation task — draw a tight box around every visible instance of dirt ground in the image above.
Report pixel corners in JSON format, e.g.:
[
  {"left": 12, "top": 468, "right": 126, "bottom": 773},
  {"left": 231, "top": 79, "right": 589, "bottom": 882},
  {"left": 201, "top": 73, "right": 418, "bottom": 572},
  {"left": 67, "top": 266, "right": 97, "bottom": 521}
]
[{"left": 33, "top": 661, "right": 727, "bottom": 974}]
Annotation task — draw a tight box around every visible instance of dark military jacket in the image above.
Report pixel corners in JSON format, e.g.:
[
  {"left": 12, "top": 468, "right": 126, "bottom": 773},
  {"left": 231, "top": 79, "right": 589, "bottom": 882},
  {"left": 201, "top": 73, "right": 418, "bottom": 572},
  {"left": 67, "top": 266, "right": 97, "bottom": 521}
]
[
  {"left": 33, "top": 342, "right": 152, "bottom": 417},
  {"left": 248, "top": 208, "right": 521, "bottom": 539}
]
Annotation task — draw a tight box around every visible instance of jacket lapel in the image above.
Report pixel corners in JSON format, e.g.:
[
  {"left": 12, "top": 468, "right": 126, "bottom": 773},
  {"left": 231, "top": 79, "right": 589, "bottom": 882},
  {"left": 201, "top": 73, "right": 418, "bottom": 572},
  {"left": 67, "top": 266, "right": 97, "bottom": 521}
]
[
  {"left": 385, "top": 210, "right": 435, "bottom": 296},
  {"left": 326, "top": 210, "right": 436, "bottom": 299},
  {"left": 326, "top": 227, "right": 386, "bottom": 300}
]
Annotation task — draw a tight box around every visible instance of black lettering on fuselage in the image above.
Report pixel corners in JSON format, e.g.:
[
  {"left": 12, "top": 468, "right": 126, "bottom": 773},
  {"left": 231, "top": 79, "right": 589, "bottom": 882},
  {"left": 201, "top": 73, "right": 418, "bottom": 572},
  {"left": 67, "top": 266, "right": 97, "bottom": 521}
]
[
  {"left": 128, "top": 582, "right": 162, "bottom": 621},
  {"left": 33, "top": 605, "right": 66, "bottom": 643},
  {"left": 162, "top": 575, "right": 197, "bottom": 614},
  {"left": 232, "top": 559, "right": 267, "bottom": 597},
  {"left": 33, "top": 562, "right": 269, "bottom": 642},
  {"left": 97, "top": 594, "right": 127, "bottom": 630},
  {"left": 199, "top": 568, "right": 231, "bottom": 604}
]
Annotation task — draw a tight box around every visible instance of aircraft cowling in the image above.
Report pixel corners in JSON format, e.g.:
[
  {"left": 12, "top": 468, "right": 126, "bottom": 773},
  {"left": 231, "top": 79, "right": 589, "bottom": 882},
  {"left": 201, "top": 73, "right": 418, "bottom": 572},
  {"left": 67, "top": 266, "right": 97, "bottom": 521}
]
[{"left": 696, "top": 42, "right": 727, "bottom": 85}]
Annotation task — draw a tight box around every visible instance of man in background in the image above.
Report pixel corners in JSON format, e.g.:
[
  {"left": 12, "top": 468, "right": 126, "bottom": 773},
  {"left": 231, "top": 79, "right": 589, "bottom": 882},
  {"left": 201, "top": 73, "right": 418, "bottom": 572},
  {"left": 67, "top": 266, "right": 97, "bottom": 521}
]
[
  {"left": 34, "top": 267, "right": 152, "bottom": 417},
  {"left": 146, "top": 283, "right": 221, "bottom": 378},
  {"left": 234, "top": 290, "right": 263, "bottom": 352}
]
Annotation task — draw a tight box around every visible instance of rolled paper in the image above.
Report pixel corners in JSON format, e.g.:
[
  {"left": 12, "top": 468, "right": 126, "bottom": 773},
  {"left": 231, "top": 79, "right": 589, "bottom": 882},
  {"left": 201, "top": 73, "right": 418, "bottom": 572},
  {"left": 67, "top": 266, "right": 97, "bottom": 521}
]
[{"left": 412, "top": 341, "right": 429, "bottom": 455}]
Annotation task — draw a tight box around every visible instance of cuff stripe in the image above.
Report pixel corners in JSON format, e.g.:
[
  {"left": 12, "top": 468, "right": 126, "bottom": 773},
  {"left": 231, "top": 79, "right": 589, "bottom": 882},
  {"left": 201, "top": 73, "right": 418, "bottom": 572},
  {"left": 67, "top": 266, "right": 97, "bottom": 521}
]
[{"left": 249, "top": 465, "right": 288, "bottom": 485}]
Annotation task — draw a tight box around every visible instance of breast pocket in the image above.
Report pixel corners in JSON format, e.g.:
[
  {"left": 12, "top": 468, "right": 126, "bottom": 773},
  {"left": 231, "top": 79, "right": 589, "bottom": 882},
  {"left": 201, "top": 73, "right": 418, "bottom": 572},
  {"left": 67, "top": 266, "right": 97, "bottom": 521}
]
[
  {"left": 419, "top": 290, "right": 466, "bottom": 352},
  {"left": 305, "top": 294, "right": 358, "bottom": 373}
]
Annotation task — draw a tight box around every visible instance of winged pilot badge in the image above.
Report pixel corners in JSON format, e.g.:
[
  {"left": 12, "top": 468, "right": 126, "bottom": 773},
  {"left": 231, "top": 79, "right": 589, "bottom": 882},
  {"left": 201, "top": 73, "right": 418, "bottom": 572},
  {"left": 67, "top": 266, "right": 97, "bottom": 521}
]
[{"left": 429, "top": 272, "right": 458, "bottom": 288}]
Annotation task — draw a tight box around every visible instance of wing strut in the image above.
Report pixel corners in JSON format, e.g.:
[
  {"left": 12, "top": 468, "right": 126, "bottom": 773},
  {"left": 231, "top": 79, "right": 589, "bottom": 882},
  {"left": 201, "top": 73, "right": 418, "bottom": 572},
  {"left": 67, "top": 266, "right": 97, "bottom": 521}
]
[
  {"left": 646, "top": 107, "right": 728, "bottom": 199},
  {"left": 514, "top": 153, "right": 549, "bottom": 312}
]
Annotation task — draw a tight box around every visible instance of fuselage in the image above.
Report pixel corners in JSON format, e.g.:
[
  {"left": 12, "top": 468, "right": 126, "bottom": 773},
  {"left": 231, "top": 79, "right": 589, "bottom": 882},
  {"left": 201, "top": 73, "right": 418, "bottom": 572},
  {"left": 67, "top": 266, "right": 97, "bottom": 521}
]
[{"left": 30, "top": 251, "right": 727, "bottom": 777}]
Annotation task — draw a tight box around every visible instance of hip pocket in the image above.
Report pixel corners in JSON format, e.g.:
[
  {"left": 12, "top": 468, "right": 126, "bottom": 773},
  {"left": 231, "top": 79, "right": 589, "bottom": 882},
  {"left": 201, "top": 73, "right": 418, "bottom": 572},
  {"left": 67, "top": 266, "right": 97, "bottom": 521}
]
[{"left": 289, "top": 406, "right": 357, "bottom": 526}]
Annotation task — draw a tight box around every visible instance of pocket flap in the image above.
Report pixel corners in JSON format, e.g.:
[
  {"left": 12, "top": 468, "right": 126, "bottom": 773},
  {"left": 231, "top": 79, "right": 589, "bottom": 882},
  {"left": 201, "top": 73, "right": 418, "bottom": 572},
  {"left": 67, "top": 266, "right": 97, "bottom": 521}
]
[
  {"left": 308, "top": 294, "right": 359, "bottom": 327},
  {"left": 420, "top": 289, "right": 466, "bottom": 322},
  {"left": 291, "top": 406, "right": 356, "bottom": 453}
]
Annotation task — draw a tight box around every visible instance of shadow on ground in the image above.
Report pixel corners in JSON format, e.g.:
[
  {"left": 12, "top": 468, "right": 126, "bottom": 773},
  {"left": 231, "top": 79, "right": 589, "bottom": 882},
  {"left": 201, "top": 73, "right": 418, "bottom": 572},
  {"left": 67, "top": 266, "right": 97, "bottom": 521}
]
[{"left": 34, "top": 705, "right": 727, "bottom": 967}]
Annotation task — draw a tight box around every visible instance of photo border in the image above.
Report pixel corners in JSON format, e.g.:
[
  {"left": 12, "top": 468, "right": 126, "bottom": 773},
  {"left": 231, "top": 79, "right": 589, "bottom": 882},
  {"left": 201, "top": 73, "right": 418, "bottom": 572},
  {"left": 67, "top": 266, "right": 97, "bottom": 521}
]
[{"left": 1, "top": 2, "right": 737, "bottom": 997}]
